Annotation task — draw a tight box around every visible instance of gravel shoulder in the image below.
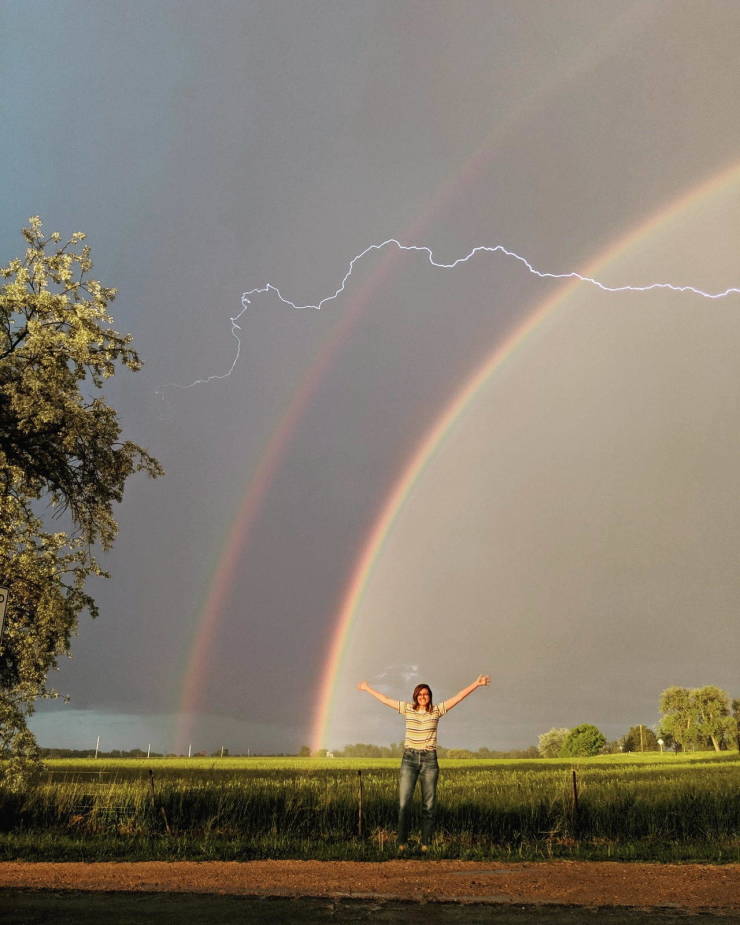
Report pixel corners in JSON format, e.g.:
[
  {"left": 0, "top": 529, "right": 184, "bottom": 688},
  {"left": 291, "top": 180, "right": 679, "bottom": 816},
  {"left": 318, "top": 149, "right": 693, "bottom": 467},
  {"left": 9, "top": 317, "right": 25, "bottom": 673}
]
[{"left": 0, "top": 860, "right": 738, "bottom": 914}]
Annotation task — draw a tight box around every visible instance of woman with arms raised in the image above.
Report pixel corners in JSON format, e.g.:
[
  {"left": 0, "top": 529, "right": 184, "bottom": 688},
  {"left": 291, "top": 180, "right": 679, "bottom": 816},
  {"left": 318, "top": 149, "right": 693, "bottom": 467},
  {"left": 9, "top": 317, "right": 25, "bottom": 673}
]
[{"left": 357, "top": 675, "right": 490, "bottom": 852}]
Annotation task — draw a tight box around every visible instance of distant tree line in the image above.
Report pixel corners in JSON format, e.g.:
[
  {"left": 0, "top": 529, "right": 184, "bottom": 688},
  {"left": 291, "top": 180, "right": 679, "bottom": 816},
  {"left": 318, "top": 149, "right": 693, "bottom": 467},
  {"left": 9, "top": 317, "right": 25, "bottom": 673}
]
[
  {"left": 537, "top": 685, "right": 738, "bottom": 758},
  {"left": 35, "top": 748, "right": 239, "bottom": 759},
  {"left": 439, "top": 746, "right": 540, "bottom": 759},
  {"left": 38, "top": 748, "right": 166, "bottom": 759},
  {"left": 298, "top": 743, "right": 540, "bottom": 759},
  {"left": 39, "top": 685, "right": 737, "bottom": 761},
  {"left": 296, "top": 685, "right": 738, "bottom": 760}
]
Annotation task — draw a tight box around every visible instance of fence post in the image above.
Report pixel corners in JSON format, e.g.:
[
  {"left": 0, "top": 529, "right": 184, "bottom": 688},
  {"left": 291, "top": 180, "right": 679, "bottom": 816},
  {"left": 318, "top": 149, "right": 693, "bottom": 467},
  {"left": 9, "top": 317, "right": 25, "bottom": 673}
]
[
  {"left": 571, "top": 769, "right": 579, "bottom": 834},
  {"left": 149, "top": 768, "right": 171, "bottom": 835},
  {"left": 357, "top": 770, "right": 364, "bottom": 838}
]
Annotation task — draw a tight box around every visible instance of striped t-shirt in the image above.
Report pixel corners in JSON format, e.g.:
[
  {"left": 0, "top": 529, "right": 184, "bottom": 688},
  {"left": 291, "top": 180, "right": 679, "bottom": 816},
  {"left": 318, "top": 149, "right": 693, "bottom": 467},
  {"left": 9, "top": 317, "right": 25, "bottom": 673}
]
[{"left": 398, "top": 700, "right": 448, "bottom": 750}]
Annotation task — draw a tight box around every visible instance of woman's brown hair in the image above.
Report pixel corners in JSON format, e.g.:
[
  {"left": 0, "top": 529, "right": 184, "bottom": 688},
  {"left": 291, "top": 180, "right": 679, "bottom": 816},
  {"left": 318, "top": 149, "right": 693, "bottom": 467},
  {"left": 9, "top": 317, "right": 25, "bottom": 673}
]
[{"left": 412, "top": 683, "right": 433, "bottom": 712}]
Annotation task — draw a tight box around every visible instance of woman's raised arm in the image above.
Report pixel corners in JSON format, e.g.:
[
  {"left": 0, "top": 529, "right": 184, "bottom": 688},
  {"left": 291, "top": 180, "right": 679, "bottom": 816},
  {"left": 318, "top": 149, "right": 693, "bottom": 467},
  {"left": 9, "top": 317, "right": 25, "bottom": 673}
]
[
  {"left": 443, "top": 674, "right": 490, "bottom": 712},
  {"left": 357, "top": 680, "right": 398, "bottom": 710}
]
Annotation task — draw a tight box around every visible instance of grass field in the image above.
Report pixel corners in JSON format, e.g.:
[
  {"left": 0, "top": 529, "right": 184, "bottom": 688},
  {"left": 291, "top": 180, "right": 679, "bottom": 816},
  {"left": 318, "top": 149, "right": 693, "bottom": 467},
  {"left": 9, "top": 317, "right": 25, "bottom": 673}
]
[{"left": 1, "top": 751, "right": 737, "bottom": 862}]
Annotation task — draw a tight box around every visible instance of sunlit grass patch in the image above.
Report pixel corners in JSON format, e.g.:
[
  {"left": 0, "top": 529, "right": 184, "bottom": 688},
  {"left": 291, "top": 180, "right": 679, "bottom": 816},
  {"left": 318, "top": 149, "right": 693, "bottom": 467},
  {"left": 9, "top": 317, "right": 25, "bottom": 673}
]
[{"left": 1, "top": 751, "right": 737, "bottom": 862}]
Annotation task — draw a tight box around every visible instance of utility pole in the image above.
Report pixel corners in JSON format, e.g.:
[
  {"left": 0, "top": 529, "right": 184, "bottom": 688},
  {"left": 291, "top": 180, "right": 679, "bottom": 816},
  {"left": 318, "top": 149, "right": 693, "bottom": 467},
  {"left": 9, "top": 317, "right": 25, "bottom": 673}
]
[
  {"left": 94, "top": 736, "right": 100, "bottom": 759},
  {"left": 639, "top": 724, "right": 645, "bottom": 752}
]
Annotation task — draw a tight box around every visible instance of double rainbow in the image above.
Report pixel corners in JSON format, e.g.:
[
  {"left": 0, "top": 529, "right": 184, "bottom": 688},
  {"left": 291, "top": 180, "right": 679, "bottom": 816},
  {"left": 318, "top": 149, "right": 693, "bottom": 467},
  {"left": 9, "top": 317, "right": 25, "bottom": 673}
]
[
  {"left": 309, "top": 157, "right": 740, "bottom": 753},
  {"left": 175, "top": 157, "right": 740, "bottom": 755}
]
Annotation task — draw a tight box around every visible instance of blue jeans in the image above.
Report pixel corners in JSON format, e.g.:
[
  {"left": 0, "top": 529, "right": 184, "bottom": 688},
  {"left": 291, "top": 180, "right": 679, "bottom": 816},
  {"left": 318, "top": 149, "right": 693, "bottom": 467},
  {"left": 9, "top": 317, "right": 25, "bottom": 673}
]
[{"left": 398, "top": 748, "right": 439, "bottom": 845}]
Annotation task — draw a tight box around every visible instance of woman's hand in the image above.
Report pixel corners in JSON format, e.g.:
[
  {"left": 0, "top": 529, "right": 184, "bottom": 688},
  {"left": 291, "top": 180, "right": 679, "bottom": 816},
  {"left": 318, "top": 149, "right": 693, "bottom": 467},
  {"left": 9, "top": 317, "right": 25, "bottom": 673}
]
[
  {"left": 444, "top": 675, "right": 491, "bottom": 711},
  {"left": 357, "top": 681, "right": 396, "bottom": 709}
]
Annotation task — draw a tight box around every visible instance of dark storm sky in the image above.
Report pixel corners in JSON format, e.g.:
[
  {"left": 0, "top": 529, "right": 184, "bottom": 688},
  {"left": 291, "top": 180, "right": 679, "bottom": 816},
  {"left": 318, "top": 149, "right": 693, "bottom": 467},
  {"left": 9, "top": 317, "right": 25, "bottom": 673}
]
[{"left": 2, "top": 1, "right": 739, "bottom": 751}]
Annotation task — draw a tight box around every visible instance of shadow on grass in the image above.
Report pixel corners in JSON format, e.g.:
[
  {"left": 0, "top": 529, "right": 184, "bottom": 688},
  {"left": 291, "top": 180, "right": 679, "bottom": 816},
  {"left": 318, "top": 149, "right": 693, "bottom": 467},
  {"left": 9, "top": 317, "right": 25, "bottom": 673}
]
[{"left": 0, "top": 891, "right": 732, "bottom": 924}]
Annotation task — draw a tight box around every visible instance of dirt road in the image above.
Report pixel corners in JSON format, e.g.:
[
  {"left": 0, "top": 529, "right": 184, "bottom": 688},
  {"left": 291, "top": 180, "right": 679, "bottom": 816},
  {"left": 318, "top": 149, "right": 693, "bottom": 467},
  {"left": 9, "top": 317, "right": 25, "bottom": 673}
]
[{"left": 0, "top": 859, "right": 738, "bottom": 915}]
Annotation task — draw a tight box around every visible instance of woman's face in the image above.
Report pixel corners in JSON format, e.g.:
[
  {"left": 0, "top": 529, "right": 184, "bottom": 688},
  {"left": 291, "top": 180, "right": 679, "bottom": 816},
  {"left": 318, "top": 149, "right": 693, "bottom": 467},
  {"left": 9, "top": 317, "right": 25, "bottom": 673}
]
[{"left": 415, "top": 687, "right": 430, "bottom": 708}]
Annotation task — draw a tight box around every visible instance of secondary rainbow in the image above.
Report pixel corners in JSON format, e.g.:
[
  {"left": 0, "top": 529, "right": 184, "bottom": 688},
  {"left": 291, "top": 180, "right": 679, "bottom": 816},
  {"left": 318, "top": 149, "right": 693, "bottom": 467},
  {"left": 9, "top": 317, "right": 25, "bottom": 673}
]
[
  {"left": 173, "top": 13, "right": 660, "bottom": 749},
  {"left": 174, "top": 234, "right": 423, "bottom": 752},
  {"left": 309, "top": 157, "right": 740, "bottom": 753}
]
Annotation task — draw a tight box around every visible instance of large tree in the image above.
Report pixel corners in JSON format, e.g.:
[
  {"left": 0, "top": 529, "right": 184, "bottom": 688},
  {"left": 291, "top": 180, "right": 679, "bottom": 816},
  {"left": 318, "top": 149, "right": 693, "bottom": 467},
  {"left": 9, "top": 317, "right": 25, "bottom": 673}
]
[
  {"left": 659, "top": 686, "right": 696, "bottom": 752},
  {"left": 537, "top": 727, "right": 570, "bottom": 758},
  {"left": 659, "top": 686, "right": 735, "bottom": 753},
  {"left": 692, "top": 686, "right": 736, "bottom": 752},
  {"left": 0, "top": 218, "right": 162, "bottom": 786},
  {"left": 620, "top": 724, "right": 658, "bottom": 753},
  {"left": 559, "top": 723, "right": 606, "bottom": 758}
]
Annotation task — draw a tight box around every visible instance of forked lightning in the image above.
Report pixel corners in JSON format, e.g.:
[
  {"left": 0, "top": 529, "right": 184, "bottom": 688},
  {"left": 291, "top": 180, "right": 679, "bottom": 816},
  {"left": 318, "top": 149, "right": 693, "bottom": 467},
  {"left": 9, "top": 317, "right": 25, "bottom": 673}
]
[{"left": 167, "top": 237, "right": 740, "bottom": 391}]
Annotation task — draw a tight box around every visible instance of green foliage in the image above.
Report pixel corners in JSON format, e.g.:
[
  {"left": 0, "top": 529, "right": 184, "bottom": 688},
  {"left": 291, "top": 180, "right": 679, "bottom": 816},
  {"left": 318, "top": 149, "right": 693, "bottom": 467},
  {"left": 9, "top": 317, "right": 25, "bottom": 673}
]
[
  {"left": 660, "top": 686, "right": 735, "bottom": 753},
  {"left": 40, "top": 748, "right": 161, "bottom": 759},
  {"left": 620, "top": 725, "right": 658, "bottom": 752},
  {"left": 334, "top": 743, "right": 538, "bottom": 759},
  {"left": 337, "top": 743, "right": 403, "bottom": 758},
  {"left": 0, "top": 218, "right": 163, "bottom": 785},
  {"left": 660, "top": 687, "right": 692, "bottom": 750},
  {"left": 538, "top": 727, "right": 570, "bottom": 758},
  {"left": 559, "top": 724, "right": 606, "bottom": 757},
  {"left": 693, "top": 686, "right": 736, "bottom": 752}
]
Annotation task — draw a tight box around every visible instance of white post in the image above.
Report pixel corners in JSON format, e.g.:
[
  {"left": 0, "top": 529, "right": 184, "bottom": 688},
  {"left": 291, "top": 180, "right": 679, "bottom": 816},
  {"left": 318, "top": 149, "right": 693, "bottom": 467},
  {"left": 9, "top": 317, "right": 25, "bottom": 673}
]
[
  {"left": 220, "top": 746, "right": 224, "bottom": 759},
  {"left": 94, "top": 735, "right": 100, "bottom": 759},
  {"left": 147, "top": 743, "right": 151, "bottom": 759},
  {"left": 188, "top": 743, "right": 192, "bottom": 758}
]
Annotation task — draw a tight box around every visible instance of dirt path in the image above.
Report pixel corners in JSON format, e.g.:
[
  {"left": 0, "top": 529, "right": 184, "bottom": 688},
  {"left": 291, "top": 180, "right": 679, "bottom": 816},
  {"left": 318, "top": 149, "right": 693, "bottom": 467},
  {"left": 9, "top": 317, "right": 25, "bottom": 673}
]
[{"left": 1, "top": 860, "right": 738, "bottom": 914}]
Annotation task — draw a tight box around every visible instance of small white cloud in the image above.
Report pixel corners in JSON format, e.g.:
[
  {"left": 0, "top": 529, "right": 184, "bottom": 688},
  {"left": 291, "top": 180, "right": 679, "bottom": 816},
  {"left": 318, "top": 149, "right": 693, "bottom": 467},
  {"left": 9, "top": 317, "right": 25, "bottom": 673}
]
[{"left": 374, "top": 664, "right": 421, "bottom": 689}]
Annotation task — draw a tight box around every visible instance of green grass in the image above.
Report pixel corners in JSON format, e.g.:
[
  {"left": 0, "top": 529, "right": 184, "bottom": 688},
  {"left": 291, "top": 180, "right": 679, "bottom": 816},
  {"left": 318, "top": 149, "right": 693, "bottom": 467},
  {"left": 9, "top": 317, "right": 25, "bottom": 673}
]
[
  {"left": 40, "top": 750, "right": 740, "bottom": 773},
  {"left": 1, "top": 752, "right": 737, "bottom": 862}
]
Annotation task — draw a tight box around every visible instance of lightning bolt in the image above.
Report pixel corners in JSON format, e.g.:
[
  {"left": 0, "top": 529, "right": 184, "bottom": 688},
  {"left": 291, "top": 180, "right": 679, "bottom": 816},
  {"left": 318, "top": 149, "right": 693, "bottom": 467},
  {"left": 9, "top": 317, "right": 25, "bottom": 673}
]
[{"left": 164, "top": 237, "right": 740, "bottom": 391}]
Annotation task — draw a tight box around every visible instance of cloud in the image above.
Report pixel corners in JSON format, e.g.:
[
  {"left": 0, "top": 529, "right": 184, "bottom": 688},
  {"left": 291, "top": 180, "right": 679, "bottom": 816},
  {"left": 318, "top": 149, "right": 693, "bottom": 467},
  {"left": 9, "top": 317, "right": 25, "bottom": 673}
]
[{"left": 375, "top": 664, "right": 421, "bottom": 689}]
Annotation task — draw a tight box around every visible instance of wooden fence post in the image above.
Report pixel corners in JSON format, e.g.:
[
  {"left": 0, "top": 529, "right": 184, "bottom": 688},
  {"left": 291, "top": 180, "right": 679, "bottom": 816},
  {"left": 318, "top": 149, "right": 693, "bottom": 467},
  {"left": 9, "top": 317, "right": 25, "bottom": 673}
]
[
  {"left": 149, "top": 768, "right": 171, "bottom": 835},
  {"left": 357, "top": 770, "right": 364, "bottom": 837},
  {"left": 571, "top": 769, "right": 579, "bottom": 835}
]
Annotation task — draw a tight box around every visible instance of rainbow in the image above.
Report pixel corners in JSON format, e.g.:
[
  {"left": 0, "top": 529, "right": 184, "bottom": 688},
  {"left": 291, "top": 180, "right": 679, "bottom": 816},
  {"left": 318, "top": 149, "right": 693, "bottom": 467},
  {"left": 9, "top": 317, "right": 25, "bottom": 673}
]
[
  {"left": 174, "top": 229, "right": 422, "bottom": 752},
  {"left": 173, "top": 4, "right": 685, "bottom": 752},
  {"left": 309, "top": 157, "right": 740, "bottom": 753},
  {"left": 174, "top": 8, "right": 661, "bottom": 750}
]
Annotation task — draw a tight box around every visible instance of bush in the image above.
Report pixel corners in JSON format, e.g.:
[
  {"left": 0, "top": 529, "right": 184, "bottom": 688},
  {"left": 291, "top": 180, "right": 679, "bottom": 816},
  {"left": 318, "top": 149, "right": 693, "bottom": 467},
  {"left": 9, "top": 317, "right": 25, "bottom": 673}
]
[
  {"left": 560, "top": 724, "right": 606, "bottom": 757},
  {"left": 538, "top": 727, "right": 570, "bottom": 758}
]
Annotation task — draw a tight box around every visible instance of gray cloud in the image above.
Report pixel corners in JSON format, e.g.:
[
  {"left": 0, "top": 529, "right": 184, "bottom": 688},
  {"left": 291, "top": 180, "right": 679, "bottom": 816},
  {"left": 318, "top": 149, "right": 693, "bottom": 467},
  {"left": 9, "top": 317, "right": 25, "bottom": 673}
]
[{"left": 5, "top": 1, "right": 740, "bottom": 752}]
